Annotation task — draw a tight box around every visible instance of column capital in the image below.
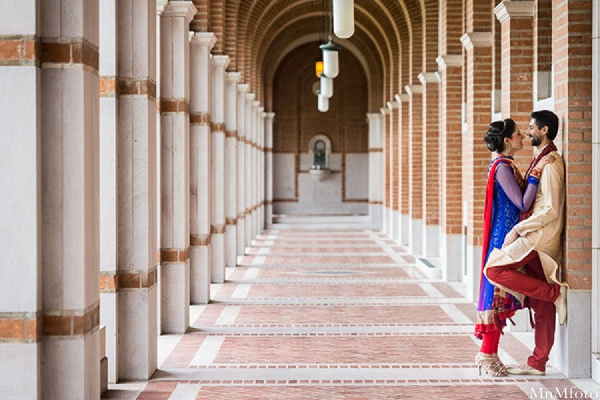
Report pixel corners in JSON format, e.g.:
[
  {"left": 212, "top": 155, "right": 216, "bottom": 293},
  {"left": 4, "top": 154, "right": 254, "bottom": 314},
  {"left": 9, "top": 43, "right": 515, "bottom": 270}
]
[
  {"left": 162, "top": 1, "right": 197, "bottom": 23},
  {"left": 386, "top": 101, "right": 398, "bottom": 109},
  {"left": 404, "top": 84, "right": 423, "bottom": 95},
  {"left": 227, "top": 71, "right": 242, "bottom": 83},
  {"left": 494, "top": 1, "right": 534, "bottom": 24},
  {"left": 460, "top": 32, "right": 493, "bottom": 50},
  {"left": 190, "top": 32, "right": 217, "bottom": 50},
  {"left": 245, "top": 93, "right": 255, "bottom": 102},
  {"left": 238, "top": 83, "right": 250, "bottom": 94},
  {"left": 211, "top": 54, "right": 230, "bottom": 69},
  {"left": 156, "top": 0, "right": 169, "bottom": 15},
  {"left": 265, "top": 112, "right": 276, "bottom": 121},
  {"left": 418, "top": 72, "right": 440, "bottom": 85},
  {"left": 252, "top": 100, "right": 260, "bottom": 108},
  {"left": 380, "top": 107, "right": 390, "bottom": 115},
  {"left": 394, "top": 93, "right": 410, "bottom": 103},
  {"left": 436, "top": 55, "right": 463, "bottom": 71},
  {"left": 367, "top": 113, "right": 383, "bottom": 121}
]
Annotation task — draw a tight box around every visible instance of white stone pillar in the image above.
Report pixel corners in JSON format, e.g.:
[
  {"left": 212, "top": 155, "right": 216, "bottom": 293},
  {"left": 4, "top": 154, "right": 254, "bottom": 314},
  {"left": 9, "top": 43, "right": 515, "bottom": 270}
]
[
  {"left": 265, "top": 112, "right": 275, "bottom": 227},
  {"left": 225, "top": 72, "right": 241, "bottom": 267},
  {"left": 380, "top": 107, "right": 390, "bottom": 236},
  {"left": 210, "top": 55, "right": 230, "bottom": 283},
  {"left": 252, "top": 101, "right": 261, "bottom": 238},
  {"left": 159, "top": 1, "right": 196, "bottom": 333},
  {"left": 99, "top": 0, "right": 118, "bottom": 384},
  {"left": 257, "top": 106, "right": 265, "bottom": 233},
  {"left": 244, "top": 93, "right": 256, "bottom": 246},
  {"left": 40, "top": 0, "right": 100, "bottom": 397},
  {"left": 0, "top": 2, "right": 42, "bottom": 397},
  {"left": 189, "top": 32, "right": 216, "bottom": 304},
  {"left": 237, "top": 84, "right": 250, "bottom": 257},
  {"left": 116, "top": 0, "right": 159, "bottom": 380},
  {"left": 367, "top": 113, "right": 384, "bottom": 230}
]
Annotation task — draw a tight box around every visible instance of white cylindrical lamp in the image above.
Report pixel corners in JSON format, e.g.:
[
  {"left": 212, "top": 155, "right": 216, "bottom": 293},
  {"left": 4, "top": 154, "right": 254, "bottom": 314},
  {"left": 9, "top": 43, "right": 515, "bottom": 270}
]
[
  {"left": 320, "top": 75, "right": 333, "bottom": 98},
  {"left": 320, "top": 40, "right": 340, "bottom": 78},
  {"left": 333, "top": 0, "right": 354, "bottom": 39},
  {"left": 317, "top": 91, "right": 329, "bottom": 112}
]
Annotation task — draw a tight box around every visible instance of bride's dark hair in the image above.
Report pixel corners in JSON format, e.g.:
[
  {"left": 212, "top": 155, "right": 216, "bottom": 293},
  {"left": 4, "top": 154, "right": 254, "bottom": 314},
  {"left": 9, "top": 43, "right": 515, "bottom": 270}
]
[{"left": 483, "top": 118, "right": 516, "bottom": 153}]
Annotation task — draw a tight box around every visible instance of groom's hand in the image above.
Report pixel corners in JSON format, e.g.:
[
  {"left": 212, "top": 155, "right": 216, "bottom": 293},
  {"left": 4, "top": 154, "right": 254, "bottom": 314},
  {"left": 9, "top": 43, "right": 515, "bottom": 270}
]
[{"left": 502, "top": 228, "right": 519, "bottom": 248}]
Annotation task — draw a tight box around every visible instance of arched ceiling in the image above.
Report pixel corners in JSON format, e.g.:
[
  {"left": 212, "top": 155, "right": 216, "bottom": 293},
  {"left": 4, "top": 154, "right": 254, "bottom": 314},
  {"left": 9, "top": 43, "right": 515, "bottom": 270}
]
[{"left": 225, "top": 0, "right": 424, "bottom": 111}]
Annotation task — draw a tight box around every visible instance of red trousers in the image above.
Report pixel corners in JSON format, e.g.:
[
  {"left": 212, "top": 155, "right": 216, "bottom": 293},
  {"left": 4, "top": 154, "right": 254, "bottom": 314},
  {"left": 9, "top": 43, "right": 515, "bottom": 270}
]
[{"left": 486, "top": 250, "right": 560, "bottom": 372}]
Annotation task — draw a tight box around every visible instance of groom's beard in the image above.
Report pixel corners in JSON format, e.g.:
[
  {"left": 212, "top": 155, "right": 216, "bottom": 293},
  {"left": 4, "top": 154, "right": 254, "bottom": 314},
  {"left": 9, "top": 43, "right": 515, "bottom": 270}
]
[{"left": 531, "top": 136, "right": 542, "bottom": 147}]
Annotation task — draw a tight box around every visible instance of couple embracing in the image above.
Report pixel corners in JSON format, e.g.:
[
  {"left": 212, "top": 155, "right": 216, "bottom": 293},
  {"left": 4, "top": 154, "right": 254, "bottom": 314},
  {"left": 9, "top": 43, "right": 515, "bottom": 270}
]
[{"left": 474, "top": 110, "right": 568, "bottom": 377}]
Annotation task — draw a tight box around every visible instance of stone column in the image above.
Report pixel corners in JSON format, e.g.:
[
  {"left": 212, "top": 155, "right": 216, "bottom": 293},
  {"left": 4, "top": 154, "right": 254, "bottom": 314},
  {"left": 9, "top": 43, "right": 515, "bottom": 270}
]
[
  {"left": 257, "top": 106, "right": 265, "bottom": 233},
  {"left": 189, "top": 32, "right": 216, "bottom": 303},
  {"left": 460, "top": 31, "right": 493, "bottom": 302},
  {"left": 387, "top": 101, "right": 399, "bottom": 242},
  {"left": 396, "top": 93, "right": 411, "bottom": 247},
  {"left": 419, "top": 72, "right": 441, "bottom": 265},
  {"left": 367, "top": 113, "right": 384, "bottom": 229},
  {"left": 98, "top": 0, "right": 118, "bottom": 385},
  {"left": 406, "top": 83, "right": 424, "bottom": 256},
  {"left": 0, "top": 1, "right": 42, "bottom": 397},
  {"left": 244, "top": 93, "right": 256, "bottom": 246},
  {"left": 160, "top": 1, "right": 196, "bottom": 333},
  {"left": 237, "top": 84, "right": 250, "bottom": 256},
  {"left": 116, "top": 0, "right": 159, "bottom": 381},
  {"left": 381, "top": 107, "right": 390, "bottom": 236},
  {"left": 437, "top": 55, "right": 464, "bottom": 282},
  {"left": 252, "top": 101, "right": 261, "bottom": 238},
  {"left": 265, "top": 112, "right": 276, "bottom": 227},
  {"left": 210, "top": 55, "right": 230, "bottom": 283},
  {"left": 40, "top": 0, "right": 100, "bottom": 397},
  {"left": 225, "top": 72, "right": 241, "bottom": 267}
]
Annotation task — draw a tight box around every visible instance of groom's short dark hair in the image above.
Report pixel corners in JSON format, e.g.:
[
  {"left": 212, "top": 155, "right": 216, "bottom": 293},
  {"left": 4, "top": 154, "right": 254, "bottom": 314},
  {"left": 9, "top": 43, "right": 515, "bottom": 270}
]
[{"left": 531, "top": 110, "right": 559, "bottom": 140}]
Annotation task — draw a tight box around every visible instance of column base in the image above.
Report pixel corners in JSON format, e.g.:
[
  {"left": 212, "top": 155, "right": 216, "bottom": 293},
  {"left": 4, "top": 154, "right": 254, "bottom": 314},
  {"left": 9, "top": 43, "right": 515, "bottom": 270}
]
[
  {"left": 237, "top": 217, "right": 246, "bottom": 257},
  {"left": 416, "top": 257, "right": 441, "bottom": 279},
  {"left": 226, "top": 225, "right": 237, "bottom": 267},
  {"left": 409, "top": 218, "right": 424, "bottom": 256},
  {"left": 160, "top": 262, "right": 190, "bottom": 334},
  {"left": 190, "top": 245, "right": 211, "bottom": 304},
  {"left": 211, "top": 233, "right": 226, "bottom": 283},
  {"left": 0, "top": 343, "right": 40, "bottom": 398},
  {"left": 441, "top": 233, "right": 463, "bottom": 282}
]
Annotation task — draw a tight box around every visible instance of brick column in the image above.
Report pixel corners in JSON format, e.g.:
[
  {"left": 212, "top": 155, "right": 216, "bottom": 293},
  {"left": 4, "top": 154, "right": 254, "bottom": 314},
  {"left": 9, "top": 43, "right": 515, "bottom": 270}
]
[
  {"left": 460, "top": 31, "right": 493, "bottom": 301},
  {"left": 210, "top": 55, "right": 230, "bottom": 283},
  {"left": 115, "top": 0, "right": 159, "bottom": 380},
  {"left": 225, "top": 72, "right": 241, "bottom": 267},
  {"left": 0, "top": 1, "right": 42, "bottom": 397},
  {"left": 237, "top": 84, "right": 250, "bottom": 256},
  {"left": 437, "top": 55, "right": 464, "bottom": 282},
  {"left": 265, "top": 112, "right": 276, "bottom": 227},
  {"left": 406, "top": 83, "right": 424, "bottom": 256},
  {"left": 244, "top": 93, "right": 256, "bottom": 246},
  {"left": 189, "top": 32, "right": 216, "bottom": 303},
  {"left": 388, "top": 101, "right": 399, "bottom": 242},
  {"left": 40, "top": 0, "right": 101, "bottom": 397},
  {"left": 259, "top": 109, "right": 266, "bottom": 231},
  {"left": 367, "top": 113, "right": 384, "bottom": 229},
  {"left": 552, "top": 0, "right": 594, "bottom": 378},
  {"left": 419, "top": 72, "right": 442, "bottom": 264},
  {"left": 252, "top": 100, "right": 261, "bottom": 238},
  {"left": 592, "top": 0, "right": 600, "bottom": 383},
  {"left": 381, "top": 107, "right": 391, "bottom": 236},
  {"left": 160, "top": 1, "right": 196, "bottom": 333},
  {"left": 396, "top": 93, "right": 411, "bottom": 247}
]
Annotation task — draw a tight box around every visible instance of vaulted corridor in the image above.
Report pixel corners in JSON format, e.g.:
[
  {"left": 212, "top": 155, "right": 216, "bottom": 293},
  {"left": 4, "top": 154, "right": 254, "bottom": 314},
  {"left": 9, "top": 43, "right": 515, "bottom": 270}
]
[{"left": 103, "top": 218, "right": 600, "bottom": 399}]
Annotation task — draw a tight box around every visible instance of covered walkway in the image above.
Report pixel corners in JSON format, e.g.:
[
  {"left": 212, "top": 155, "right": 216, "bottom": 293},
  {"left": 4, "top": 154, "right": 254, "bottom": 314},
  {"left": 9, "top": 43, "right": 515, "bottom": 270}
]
[{"left": 103, "top": 218, "right": 600, "bottom": 399}]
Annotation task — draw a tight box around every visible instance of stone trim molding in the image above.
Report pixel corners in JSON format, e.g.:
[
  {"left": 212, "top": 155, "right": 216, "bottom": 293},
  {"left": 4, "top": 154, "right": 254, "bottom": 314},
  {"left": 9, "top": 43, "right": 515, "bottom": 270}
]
[
  {"left": 118, "top": 77, "right": 157, "bottom": 99},
  {"left": 460, "top": 32, "right": 493, "bottom": 50},
  {"left": 404, "top": 84, "right": 423, "bottom": 95},
  {"left": 418, "top": 72, "right": 441, "bottom": 85},
  {"left": 190, "top": 112, "right": 210, "bottom": 125},
  {"left": 436, "top": 55, "right": 463, "bottom": 71},
  {"left": 190, "top": 234, "right": 211, "bottom": 246},
  {"left": 226, "top": 217, "right": 237, "bottom": 225},
  {"left": 211, "top": 122, "right": 226, "bottom": 132},
  {"left": 394, "top": 93, "right": 410, "bottom": 103},
  {"left": 99, "top": 268, "right": 159, "bottom": 292},
  {"left": 160, "top": 248, "right": 190, "bottom": 263},
  {"left": 211, "top": 224, "right": 227, "bottom": 234},
  {"left": 226, "top": 130, "right": 238, "bottom": 138},
  {"left": 494, "top": 1, "right": 534, "bottom": 24}
]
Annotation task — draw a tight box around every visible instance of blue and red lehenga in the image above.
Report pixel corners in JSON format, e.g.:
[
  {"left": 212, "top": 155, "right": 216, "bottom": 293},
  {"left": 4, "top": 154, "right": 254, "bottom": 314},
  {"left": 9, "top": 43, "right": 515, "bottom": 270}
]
[{"left": 475, "top": 156, "right": 529, "bottom": 339}]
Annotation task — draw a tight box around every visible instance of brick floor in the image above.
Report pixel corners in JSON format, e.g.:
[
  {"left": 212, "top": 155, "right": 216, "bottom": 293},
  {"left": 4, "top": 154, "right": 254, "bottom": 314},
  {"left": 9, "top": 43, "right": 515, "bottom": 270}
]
[{"left": 102, "top": 223, "right": 599, "bottom": 400}]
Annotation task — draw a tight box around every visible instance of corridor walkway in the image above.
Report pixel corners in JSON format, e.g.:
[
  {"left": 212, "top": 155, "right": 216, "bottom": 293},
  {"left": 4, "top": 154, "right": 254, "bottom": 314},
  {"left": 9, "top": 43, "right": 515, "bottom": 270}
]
[{"left": 103, "top": 219, "right": 598, "bottom": 399}]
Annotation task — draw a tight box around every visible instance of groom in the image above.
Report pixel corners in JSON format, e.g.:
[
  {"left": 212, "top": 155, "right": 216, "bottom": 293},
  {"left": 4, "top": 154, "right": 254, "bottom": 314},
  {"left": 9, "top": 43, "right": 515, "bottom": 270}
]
[{"left": 484, "top": 110, "right": 567, "bottom": 375}]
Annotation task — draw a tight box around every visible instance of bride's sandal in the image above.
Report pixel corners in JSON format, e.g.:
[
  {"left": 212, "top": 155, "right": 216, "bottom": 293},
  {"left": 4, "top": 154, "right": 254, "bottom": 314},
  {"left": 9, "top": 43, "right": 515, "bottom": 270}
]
[{"left": 475, "top": 352, "right": 508, "bottom": 377}]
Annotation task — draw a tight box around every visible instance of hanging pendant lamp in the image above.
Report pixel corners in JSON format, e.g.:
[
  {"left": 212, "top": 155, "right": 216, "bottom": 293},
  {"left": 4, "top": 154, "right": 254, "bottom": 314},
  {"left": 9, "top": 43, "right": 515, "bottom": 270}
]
[
  {"left": 332, "top": 0, "right": 354, "bottom": 39},
  {"left": 320, "top": 74, "right": 333, "bottom": 98},
  {"left": 317, "top": 91, "right": 329, "bottom": 112},
  {"left": 320, "top": 39, "right": 340, "bottom": 78}
]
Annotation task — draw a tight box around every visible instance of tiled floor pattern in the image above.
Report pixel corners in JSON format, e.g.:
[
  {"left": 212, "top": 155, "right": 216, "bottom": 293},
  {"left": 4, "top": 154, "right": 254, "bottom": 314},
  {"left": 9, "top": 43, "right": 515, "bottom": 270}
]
[{"left": 104, "top": 227, "right": 596, "bottom": 399}]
